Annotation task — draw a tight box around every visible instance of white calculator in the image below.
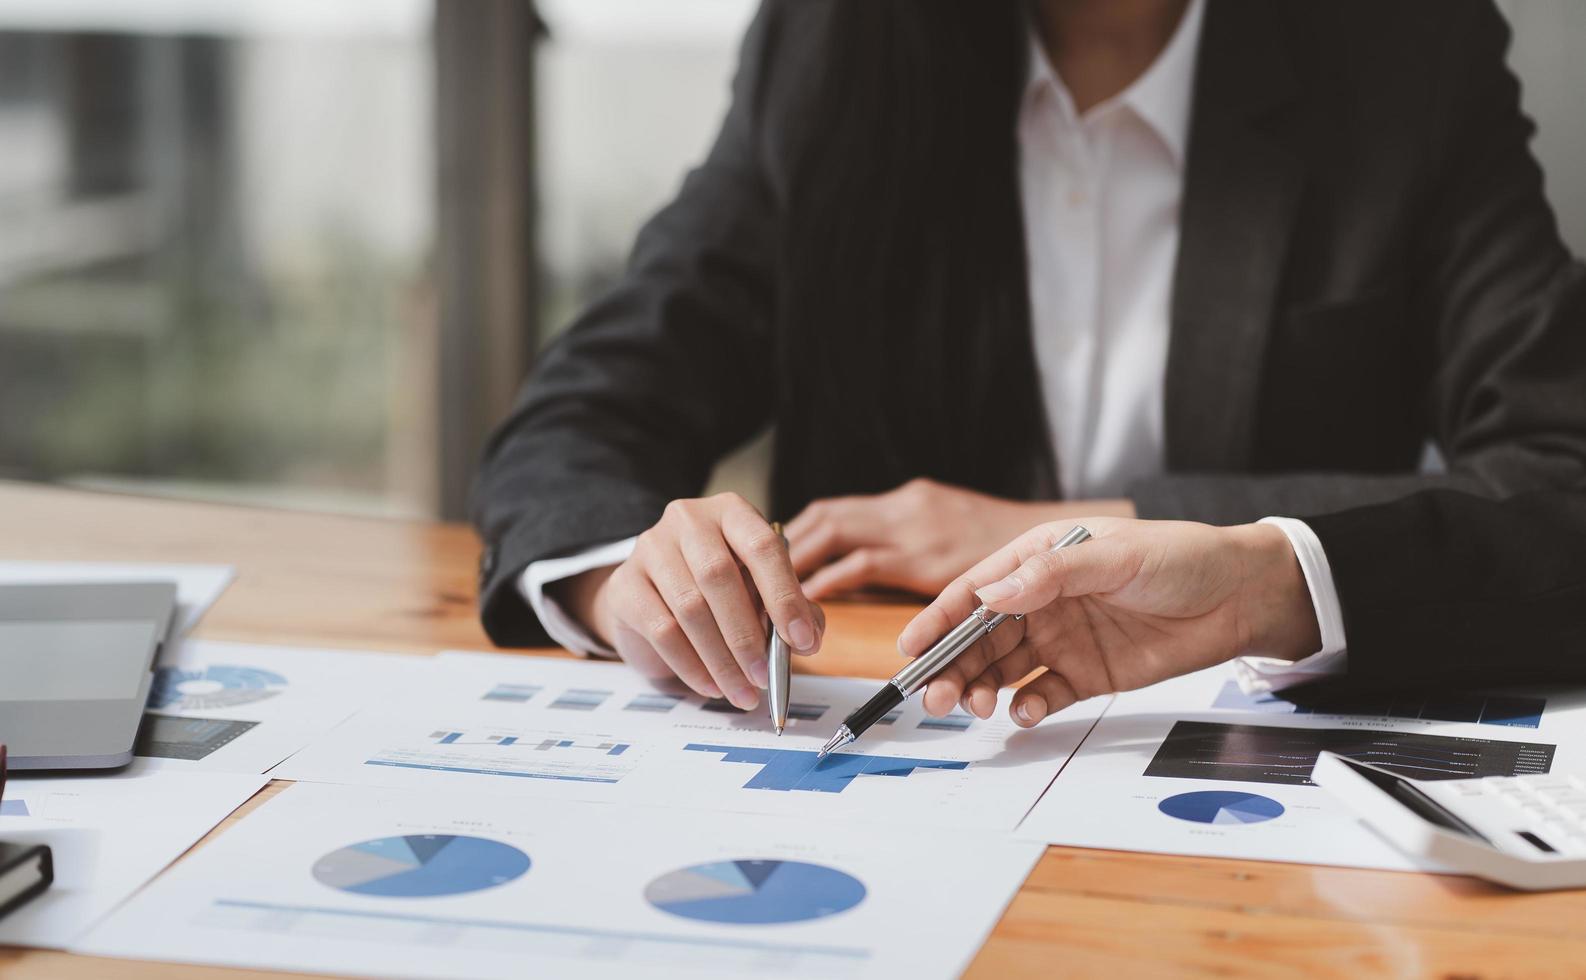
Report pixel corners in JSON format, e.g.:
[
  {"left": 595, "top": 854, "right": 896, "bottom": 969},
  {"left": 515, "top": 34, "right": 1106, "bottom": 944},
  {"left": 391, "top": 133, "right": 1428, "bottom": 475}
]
[{"left": 1314, "top": 751, "right": 1586, "bottom": 890}]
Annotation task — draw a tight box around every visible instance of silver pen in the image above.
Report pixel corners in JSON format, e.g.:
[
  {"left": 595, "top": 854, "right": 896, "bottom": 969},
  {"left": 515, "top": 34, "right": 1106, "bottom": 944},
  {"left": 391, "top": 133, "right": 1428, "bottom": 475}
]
[
  {"left": 817, "top": 524, "right": 1092, "bottom": 758},
  {"left": 767, "top": 522, "right": 792, "bottom": 735}
]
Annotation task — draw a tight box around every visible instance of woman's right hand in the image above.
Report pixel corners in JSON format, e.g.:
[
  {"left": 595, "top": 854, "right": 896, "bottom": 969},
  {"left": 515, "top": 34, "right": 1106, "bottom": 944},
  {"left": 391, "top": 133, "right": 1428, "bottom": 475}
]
[
  {"left": 898, "top": 518, "right": 1322, "bottom": 726},
  {"left": 556, "top": 493, "right": 824, "bottom": 709}
]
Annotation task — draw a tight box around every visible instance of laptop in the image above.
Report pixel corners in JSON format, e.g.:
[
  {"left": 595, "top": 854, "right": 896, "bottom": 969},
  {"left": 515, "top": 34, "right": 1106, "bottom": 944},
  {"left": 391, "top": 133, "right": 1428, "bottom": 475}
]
[{"left": 0, "top": 582, "right": 178, "bottom": 770}]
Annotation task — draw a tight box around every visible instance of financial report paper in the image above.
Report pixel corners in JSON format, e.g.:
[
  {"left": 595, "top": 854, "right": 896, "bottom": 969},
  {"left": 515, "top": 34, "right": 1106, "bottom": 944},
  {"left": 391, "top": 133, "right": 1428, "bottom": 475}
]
[
  {"left": 273, "top": 650, "right": 1108, "bottom": 831},
  {"left": 76, "top": 781, "right": 1045, "bottom": 980},
  {"left": 1015, "top": 663, "right": 1586, "bottom": 871},
  {"left": 138, "top": 639, "right": 430, "bottom": 775},
  {"left": 0, "top": 764, "right": 265, "bottom": 948}
]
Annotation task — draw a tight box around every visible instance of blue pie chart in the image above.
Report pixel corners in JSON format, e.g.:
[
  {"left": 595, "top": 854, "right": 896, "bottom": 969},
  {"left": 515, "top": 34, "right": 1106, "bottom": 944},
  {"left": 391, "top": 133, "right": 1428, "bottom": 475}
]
[
  {"left": 312, "top": 835, "right": 530, "bottom": 897},
  {"left": 645, "top": 859, "right": 866, "bottom": 925},
  {"left": 1158, "top": 790, "right": 1285, "bottom": 825},
  {"left": 149, "top": 664, "right": 287, "bottom": 711}
]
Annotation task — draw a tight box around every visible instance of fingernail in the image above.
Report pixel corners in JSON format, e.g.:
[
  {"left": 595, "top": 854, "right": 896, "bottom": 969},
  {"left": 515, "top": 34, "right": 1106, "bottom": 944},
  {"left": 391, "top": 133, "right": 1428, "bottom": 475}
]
[
  {"left": 975, "top": 577, "right": 1022, "bottom": 604},
  {"left": 733, "top": 689, "right": 760, "bottom": 710},
  {"left": 788, "top": 618, "right": 816, "bottom": 651},
  {"left": 971, "top": 688, "right": 996, "bottom": 718},
  {"left": 1016, "top": 696, "right": 1048, "bottom": 725},
  {"left": 702, "top": 682, "right": 723, "bottom": 699},
  {"left": 748, "top": 658, "right": 769, "bottom": 689}
]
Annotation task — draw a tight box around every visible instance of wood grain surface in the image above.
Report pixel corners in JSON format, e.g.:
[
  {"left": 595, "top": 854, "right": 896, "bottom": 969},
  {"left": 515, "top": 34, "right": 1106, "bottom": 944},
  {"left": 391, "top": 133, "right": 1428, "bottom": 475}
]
[{"left": 1, "top": 481, "right": 1579, "bottom": 978}]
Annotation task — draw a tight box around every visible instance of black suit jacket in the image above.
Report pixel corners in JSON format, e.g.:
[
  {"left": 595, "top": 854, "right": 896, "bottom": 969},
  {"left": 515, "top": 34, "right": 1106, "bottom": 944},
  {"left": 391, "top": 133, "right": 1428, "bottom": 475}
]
[
  {"left": 1303, "top": 489, "right": 1586, "bottom": 688},
  {"left": 474, "top": 0, "right": 1586, "bottom": 646}
]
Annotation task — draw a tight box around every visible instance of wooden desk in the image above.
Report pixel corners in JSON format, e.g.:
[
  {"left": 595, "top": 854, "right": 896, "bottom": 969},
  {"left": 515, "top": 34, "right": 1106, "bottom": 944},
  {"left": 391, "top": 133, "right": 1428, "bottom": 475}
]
[{"left": 2, "top": 482, "right": 1582, "bottom": 978}]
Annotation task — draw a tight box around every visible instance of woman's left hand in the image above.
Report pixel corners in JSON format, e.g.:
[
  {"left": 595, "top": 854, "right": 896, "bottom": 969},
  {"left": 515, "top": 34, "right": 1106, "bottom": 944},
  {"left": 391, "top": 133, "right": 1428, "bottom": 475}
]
[{"left": 783, "top": 477, "right": 1134, "bottom": 600}]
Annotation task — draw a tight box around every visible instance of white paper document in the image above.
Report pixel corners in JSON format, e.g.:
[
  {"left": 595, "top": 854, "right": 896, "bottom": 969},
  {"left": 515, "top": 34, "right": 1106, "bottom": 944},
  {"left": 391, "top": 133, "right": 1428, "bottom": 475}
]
[
  {"left": 138, "top": 639, "right": 429, "bottom": 774},
  {"left": 0, "top": 560, "right": 234, "bottom": 633},
  {"left": 1016, "top": 663, "right": 1586, "bottom": 871},
  {"left": 0, "top": 765, "right": 266, "bottom": 949},
  {"left": 77, "top": 781, "right": 1044, "bottom": 980},
  {"left": 274, "top": 650, "right": 1107, "bottom": 831}
]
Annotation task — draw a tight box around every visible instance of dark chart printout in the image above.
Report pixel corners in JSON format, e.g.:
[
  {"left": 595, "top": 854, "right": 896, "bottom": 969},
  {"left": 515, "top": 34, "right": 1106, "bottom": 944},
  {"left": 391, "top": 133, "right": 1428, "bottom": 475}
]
[
  {"left": 1145, "top": 721, "right": 1556, "bottom": 786},
  {"left": 138, "top": 714, "right": 260, "bottom": 760}
]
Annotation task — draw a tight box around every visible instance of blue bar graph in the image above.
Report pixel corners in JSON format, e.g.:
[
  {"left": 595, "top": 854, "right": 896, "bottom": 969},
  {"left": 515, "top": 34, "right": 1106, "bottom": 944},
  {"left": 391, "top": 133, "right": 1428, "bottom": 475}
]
[
  {"left": 481, "top": 683, "right": 541, "bottom": 704},
  {"left": 0, "top": 799, "right": 29, "bottom": 817},
  {"left": 918, "top": 711, "right": 973, "bottom": 732},
  {"left": 683, "top": 744, "right": 967, "bottom": 793},
  {"left": 427, "top": 731, "right": 628, "bottom": 755},
  {"left": 549, "top": 689, "right": 611, "bottom": 711},
  {"left": 532, "top": 739, "right": 629, "bottom": 756},
  {"left": 625, "top": 692, "right": 684, "bottom": 713}
]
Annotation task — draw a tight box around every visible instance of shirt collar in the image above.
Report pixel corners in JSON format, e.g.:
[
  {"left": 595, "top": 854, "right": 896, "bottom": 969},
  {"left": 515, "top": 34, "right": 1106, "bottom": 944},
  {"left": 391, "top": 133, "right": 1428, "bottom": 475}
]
[{"left": 1024, "top": 0, "right": 1205, "bottom": 166}]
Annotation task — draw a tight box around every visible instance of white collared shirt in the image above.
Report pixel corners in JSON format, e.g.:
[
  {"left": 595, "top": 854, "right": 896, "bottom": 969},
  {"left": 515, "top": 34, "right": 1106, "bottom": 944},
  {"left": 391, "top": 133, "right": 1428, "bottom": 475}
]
[
  {"left": 518, "top": 0, "right": 1345, "bottom": 686},
  {"left": 1022, "top": 0, "right": 1202, "bottom": 500}
]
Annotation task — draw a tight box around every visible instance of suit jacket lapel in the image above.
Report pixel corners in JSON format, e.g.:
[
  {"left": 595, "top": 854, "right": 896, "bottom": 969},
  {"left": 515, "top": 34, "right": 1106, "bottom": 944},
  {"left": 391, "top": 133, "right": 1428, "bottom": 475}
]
[{"left": 1166, "top": 0, "right": 1305, "bottom": 471}]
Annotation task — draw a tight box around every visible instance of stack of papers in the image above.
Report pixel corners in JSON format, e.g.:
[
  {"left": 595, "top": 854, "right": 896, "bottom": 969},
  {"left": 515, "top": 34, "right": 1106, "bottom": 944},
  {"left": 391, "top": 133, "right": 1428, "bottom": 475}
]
[
  {"left": 31, "top": 578, "right": 1567, "bottom": 978},
  {"left": 53, "top": 647, "right": 1091, "bottom": 979}
]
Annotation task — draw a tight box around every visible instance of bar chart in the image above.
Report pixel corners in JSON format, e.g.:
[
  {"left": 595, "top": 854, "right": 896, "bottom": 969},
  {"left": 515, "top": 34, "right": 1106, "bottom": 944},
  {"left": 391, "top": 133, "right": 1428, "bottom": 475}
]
[{"left": 683, "top": 744, "right": 968, "bottom": 793}]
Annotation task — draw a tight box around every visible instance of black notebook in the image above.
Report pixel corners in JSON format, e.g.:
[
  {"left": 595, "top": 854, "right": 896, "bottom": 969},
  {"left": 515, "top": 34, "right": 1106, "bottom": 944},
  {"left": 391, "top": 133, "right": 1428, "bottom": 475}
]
[
  {"left": 1, "top": 744, "right": 55, "bottom": 921},
  {"left": 0, "top": 841, "right": 53, "bottom": 921}
]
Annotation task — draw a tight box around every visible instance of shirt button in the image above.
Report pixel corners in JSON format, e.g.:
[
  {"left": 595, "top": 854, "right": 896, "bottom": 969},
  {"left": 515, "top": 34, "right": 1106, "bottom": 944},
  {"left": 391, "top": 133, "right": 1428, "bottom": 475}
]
[{"left": 1067, "top": 188, "right": 1090, "bottom": 208}]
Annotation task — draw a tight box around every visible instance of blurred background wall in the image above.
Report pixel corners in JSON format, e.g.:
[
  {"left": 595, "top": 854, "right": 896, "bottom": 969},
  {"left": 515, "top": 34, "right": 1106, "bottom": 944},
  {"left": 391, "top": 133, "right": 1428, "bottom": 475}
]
[{"left": 0, "top": 0, "right": 1580, "bottom": 522}]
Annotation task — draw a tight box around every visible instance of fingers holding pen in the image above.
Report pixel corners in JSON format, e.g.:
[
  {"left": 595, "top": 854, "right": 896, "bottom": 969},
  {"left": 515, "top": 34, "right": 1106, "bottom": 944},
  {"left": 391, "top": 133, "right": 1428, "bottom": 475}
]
[
  {"left": 919, "top": 616, "right": 1026, "bottom": 717},
  {"left": 638, "top": 527, "right": 760, "bottom": 708},
  {"left": 897, "top": 522, "right": 1076, "bottom": 661},
  {"left": 720, "top": 499, "right": 824, "bottom": 656},
  {"left": 610, "top": 566, "right": 723, "bottom": 700},
  {"left": 676, "top": 515, "right": 771, "bottom": 689}
]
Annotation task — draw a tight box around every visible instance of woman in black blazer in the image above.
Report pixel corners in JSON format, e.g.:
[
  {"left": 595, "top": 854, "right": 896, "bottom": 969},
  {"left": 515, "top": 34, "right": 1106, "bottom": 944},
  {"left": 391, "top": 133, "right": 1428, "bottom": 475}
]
[{"left": 473, "top": 0, "right": 1586, "bottom": 704}]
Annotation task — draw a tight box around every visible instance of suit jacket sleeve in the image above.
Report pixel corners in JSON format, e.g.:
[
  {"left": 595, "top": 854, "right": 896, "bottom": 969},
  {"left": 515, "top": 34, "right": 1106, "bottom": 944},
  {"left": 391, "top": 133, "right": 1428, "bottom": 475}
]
[
  {"left": 470, "top": 3, "right": 791, "bottom": 646},
  {"left": 1304, "top": 489, "right": 1586, "bottom": 687},
  {"left": 1133, "top": 0, "right": 1586, "bottom": 524}
]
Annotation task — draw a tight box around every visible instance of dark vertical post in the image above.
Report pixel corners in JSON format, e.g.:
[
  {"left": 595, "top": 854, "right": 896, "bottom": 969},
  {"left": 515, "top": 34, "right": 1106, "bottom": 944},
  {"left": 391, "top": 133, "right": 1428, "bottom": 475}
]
[{"left": 433, "top": 0, "right": 543, "bottom": 520}]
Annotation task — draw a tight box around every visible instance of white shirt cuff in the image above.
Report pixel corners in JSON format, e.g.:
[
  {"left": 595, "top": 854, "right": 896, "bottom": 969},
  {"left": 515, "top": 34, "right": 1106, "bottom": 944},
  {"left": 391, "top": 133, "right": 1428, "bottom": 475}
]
[
  {"left": 518, "top": 537, "right": 638, "bottom": 658},
  {"left": 1236, "top": 517, "right": 1348, "bottom": 694}
]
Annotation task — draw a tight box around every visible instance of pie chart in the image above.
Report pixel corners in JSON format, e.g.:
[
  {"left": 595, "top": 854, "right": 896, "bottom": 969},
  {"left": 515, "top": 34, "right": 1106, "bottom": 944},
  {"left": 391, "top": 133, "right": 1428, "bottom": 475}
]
[
  {"left": 149, "top": 665, "right": 287, "bottom": 711},
  {"left": 312, "top": 835, "right": 531, "bottom": 897},
  {"left": 645, "top": 859, "right": 866, "bottom": 925},
  {"left": 1158, "top": 790, "right": 1285, "bottom": 825}
]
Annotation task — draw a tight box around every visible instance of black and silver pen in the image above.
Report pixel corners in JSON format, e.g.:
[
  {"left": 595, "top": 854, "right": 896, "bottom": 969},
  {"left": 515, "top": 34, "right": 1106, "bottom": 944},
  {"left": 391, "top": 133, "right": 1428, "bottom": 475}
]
[
  {"left": 767, "top": 522, "right": 792, "bottom": 735},
  {"left": 816, "top": 525, "right": 1092, "bottom": 759}
]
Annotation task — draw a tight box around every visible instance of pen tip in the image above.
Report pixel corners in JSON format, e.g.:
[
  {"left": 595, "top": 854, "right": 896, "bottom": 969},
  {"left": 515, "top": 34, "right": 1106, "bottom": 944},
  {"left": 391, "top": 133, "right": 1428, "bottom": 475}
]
[{"left": 775, "top": 725, "right": 784, "bottom": 736}]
